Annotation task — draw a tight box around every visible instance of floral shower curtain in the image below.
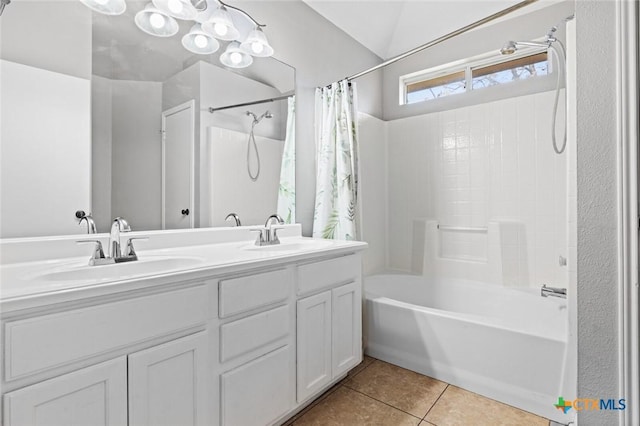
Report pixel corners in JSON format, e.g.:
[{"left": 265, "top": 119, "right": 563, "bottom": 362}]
[
  {"left": 312, "top": 80, "right": 360, "bottom": 240},
  {"left": 277, "top": 95, "right": 296, "bottom": 223}
]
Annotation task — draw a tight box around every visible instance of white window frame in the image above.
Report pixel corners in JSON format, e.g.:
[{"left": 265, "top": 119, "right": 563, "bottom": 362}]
[{"left": 399, "top": 42, "right": 552, "bottom": 106}]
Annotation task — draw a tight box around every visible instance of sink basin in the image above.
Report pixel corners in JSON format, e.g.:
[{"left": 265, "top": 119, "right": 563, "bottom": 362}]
[
  {"left": 245, "top": 238, "right": 335, "bottom": 252},
  {"left": 35, "top": 256, "right": 205, "bottom": 282}
]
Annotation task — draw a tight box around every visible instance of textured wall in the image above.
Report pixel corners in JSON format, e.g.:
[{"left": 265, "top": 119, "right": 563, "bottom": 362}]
[{"left": 575, "top": 2, "right": 620, "bottom": 425}]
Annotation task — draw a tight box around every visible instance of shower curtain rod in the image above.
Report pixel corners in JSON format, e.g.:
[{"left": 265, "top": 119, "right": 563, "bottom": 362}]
[
  {"left": 333, "top": 0, "right": 538, "bottom": 85},
  {"left": 208, "top": 92, "right": 294, "bottom": 113}
]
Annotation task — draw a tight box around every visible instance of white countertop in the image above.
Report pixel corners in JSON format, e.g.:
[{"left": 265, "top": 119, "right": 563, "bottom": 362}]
[{"left": 0, "top": 228, "right": 367, "bottom": 313}]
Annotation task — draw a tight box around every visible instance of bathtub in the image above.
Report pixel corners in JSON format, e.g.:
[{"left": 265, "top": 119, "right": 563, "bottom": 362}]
[{"left": 364, "top": 274, "right": 570, "bottom": 423}]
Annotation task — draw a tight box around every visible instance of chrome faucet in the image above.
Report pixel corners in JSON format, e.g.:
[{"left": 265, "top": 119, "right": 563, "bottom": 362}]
[
  {"left": 541, "top": 284, "right": 567, "bottom": 299},
  {"left": 225, "top": 213, "right": 242, "bottom": 227},
  {"left": 77, "top": 217, "right": 145, "bottom": 266},
  {"left": 109, "top": 217, "right": 131, "bottom": 259},
  {"left": 251, "top": 214, "right": 285, "bottom": 246},
  {"left": 76, "top": 210, "right": 97, "bottom": 234}
]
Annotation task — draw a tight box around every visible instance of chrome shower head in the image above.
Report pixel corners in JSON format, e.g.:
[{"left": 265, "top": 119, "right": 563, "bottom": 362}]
[
  {"left": 500, "top": 40, "right": 550, "bottom": 55},
  {"left": 500, "top": 41, "right": 517, "bottom": 55}
]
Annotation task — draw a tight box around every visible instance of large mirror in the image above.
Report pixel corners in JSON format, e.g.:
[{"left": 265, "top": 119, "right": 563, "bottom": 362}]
[{"left": 0, "top": 0, "right": 295, "bottom": 238}]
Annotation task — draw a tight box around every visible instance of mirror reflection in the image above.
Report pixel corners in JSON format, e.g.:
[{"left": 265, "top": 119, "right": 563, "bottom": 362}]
[{"left": 0, "top": 0, "right": 295, "bottom": 238}]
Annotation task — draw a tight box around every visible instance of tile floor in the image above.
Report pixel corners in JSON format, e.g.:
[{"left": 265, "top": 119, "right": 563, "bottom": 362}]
[{"left": 285, "top": 356, "right": 551, "bottom": 426}]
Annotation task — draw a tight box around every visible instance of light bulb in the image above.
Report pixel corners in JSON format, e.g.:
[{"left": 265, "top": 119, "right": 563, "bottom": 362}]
[
  {"left": 214, "top": 22, "right": 228, "bottom": 36},
  {"left": 95, "top": 0, "right": 109, "bottom": 5},
  {"left": 251, "top": 42, "right": 264, "bottom": 54},
  {"left": 167, "top": 0, "right": 183, "bottom": 14},
  {"left": 230, "top": 52, "right": 243, "bottom": 64},
  {"left": 149, "top": 12, "right": 165, "bottom": 29},
  {"left": 194, "top": 34, "right": 208, "bottom": 48}
]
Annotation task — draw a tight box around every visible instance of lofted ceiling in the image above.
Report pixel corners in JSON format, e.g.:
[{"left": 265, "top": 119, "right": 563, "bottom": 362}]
[{"left": 301, "top": 0, "right": 554, "bottom": 60}]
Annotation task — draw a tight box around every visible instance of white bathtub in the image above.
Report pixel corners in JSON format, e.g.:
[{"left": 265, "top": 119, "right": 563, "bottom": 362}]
[{"left": 365, "top": 274, "right": 570, "bottom": 423}]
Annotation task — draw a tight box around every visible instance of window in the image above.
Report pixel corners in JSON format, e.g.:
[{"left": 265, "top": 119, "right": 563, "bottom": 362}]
[
  {"left": 471, "top": 52, "right": 548, "bottom": 89},
  {"left": 406, "top": 70, "right": 466, "bottom": 103},
  {"left": 401, "top": 49, "right": 550, "bottom": 105}
]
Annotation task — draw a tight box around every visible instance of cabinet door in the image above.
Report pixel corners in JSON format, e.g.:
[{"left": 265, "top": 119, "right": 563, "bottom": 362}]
[
  {"left": 128, "top": 332, "right": 209, "bottom": 426},
  {"left": 220, "top": 345, "right": 294, "bottom": 426},
  {"left": 296, "top": 291, "right": 332, "bottom": 403},
  {"left": 332, "top": 282, "right": 362, "bottom": 378},
  {"left": 3, "top": 357, "right": 127, "bottom": 426}
]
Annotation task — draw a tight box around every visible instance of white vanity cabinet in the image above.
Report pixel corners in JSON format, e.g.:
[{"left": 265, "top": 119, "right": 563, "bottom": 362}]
[
  {"left": 3, "top": 357, "right": 128, "bottom": 426},
  {"left": 2, "top": 284, "right": 211, "bottom": 426},
  {"left": 1, "top": 247, "right": 365, "bottom": 426},
  {"left": 128, "top": 332, "right": 209, "bottom": 426},
  {"left": 296, "top": 255, "right": 362, "bottom": 403}
]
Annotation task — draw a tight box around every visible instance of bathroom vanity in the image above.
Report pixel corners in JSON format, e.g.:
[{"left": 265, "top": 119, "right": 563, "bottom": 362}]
[{"left": 0, "top": 226, "right": 366, "bottom": 426}]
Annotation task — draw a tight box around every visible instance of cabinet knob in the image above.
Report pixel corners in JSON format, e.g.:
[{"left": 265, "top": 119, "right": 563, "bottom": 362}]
[{"left": 181, "top": 209, "right": 190, "bottom": 216}]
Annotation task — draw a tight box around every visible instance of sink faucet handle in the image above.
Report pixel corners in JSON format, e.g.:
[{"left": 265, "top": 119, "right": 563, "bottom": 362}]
[
  {"left": 125, "top": 237, "right": 148, "bottom": 257},
  {"left": 249, "top": 227, "right": 267, "bottom": 245},
  {"left": 270, "top": 226, "right": 287, "bottom": 245},
  {"left": 76, "top": 240, "right": 106, "bottom": 261}
]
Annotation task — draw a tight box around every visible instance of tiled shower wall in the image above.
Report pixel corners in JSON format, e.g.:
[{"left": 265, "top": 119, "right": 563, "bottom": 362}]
[{"left": 384, "top": 90, "right": 568, "bottom": 288}]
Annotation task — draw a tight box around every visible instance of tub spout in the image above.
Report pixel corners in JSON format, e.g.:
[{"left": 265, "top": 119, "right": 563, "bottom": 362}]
[{"left": 541, "top": 284, "right": 567, "bottom": 299}]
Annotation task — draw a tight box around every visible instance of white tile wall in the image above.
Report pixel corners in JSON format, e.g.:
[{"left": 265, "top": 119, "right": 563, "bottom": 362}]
[{"left": 386, "top": 90, "right": 569, "bottom": 288}]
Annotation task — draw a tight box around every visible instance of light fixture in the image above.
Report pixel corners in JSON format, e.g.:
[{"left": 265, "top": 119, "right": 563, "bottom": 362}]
[
  {"left": 182, "top": 24, "right": 220, "bottom": 55},
  {"left": 240, "top": 26, "right": 274, "bottom": 57},
  {"left": 80, "top": 0, "right": 126, "bottom": 15},
  {"left": 135, "top": 3, "right": 179, "bottom": 37},
  {"left": 202, "top": 5, "right": 239, "bottom": 41},
  {"left": 220, "top": 42, "right": 253, "bottom": 68},
  {"left": 90, "top": 0, "right": 272, "bottom": 69},
  {"left": 152, "top": 0, "right": 197, "bottom": 20}
]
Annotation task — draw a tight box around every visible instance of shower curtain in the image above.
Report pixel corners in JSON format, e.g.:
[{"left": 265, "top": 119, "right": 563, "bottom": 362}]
[
  {"left": 312, "top": 80, "right": 360, "bottom": 240},
  {"left": 277, "top": 96, "right": 296, "bottom": 223}
]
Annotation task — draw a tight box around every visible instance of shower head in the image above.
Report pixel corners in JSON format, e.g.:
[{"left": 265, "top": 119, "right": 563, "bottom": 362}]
[
  {"left": 246, "top": 110, "right": 273, "bottom": 125},
  {"left": 500, "top": 40, "right": 550, "bottom": 55},
  {"left": 500, "top": 41, "right": 517, "bottom": 55}
]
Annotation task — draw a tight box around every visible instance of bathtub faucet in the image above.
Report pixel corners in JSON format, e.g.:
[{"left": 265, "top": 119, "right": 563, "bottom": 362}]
[{"left": 541, "top": 284, "right": 567, "bottom": 299}]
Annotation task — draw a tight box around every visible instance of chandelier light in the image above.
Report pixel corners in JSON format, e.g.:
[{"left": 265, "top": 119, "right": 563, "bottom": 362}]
[
  {"left": 152, "top": 0, "right": 198, "bottom": 20},
  {"left": 81, "top": 0, "right": 273, "bottom": 68},
  {"left": 220, "top": 42, "right": 253, "bottom": 68},
  {"left": 202, "top": 5, "right": 239, "bottom": 41},
  {"left": 182, "top": 24, "right": 220, "bottom": 55},
  {"left": 135, "top": 4, "right": 179, "bottom": 37},
  {"left": 240, "top": 27, "right": 273, "bottom": 58}
]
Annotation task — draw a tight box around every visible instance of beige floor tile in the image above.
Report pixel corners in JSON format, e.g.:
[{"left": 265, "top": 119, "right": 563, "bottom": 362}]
[
  {"left": 293, "top": 387, "right": 421, "bottom": 426},
  {"left": 345, "top": 360, "right": 447, "bottom": 418},
  {"left": 347, "top": 355, "right": 376, "bottom": 378},
  {"left": 418, "top": 422, "right": 437, "bottom": 426},
  {"left": 425, "top": 386, "right": 549, "bottom": 426}
]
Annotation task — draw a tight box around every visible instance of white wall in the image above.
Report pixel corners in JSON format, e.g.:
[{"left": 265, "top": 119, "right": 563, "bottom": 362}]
[
  {"left": 207, "top": 128, "right": 284, "bottom": 227},
  {"left": 0, "top": 1, "right": 91, "bottom": 79},
  {"left": 358, "top": 113, "right": 388, "bottom": 276},
  {"left": 91, "top": 76, "right": 113, "bottom": 233},
  {"left": 110, "top": 80, "right": 163, "bottom": 231},
  {"left": 0, "top": 60, "right": 91, "bottom": 238},
  {"left": 575, "top": 2, "right": 620, "bottom": 424},
  {"left": 385, "top": 90, "right": 568, "bottom": 289}
]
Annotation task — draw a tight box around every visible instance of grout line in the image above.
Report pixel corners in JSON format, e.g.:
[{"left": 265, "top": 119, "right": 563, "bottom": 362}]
[
  {"left": 422, "top": 384, "right": 449, "bottom": 421},
  {"left": 343, "top": 385, "right": 423, "bottom": 421}
]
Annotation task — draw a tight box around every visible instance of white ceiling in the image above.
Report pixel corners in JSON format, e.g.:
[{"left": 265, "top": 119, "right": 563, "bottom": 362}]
[{"left": 301, "top": 0, "right": 549, "bottom": 60}]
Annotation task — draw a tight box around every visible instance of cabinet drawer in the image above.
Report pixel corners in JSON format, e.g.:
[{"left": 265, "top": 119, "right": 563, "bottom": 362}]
[
  {"left": 297, "top": 254, "right": 360, "bottom": 296},
  {"left": 221, "top": 345, "right": 293, "bottom": 426},
  {"left": 219, "top": 269, "right": 290, "bottom": 318},
  {"left": 220, "top": 305, "right": 290, "bottom": 363},
  {"left": 4, "top": 285, "right": 208, "bottom": 381}
]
